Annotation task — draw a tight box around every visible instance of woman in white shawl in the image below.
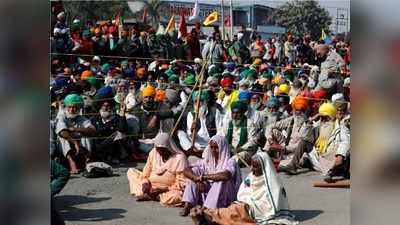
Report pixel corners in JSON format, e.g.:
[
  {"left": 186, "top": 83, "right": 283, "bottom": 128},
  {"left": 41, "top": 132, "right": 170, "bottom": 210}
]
[{"left": 190, "top": 151, "right": 298, "bottom": 225}]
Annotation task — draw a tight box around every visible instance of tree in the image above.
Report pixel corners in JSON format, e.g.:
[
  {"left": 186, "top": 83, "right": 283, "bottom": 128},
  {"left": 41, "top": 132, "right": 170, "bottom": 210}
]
[
  {"left": 128, "top": 0, "right": 163, "bottom": 28},
  {"left": 269, "top": 0, "right": 332, "bottom": 39},
  {"left": 63, "top": 1, "right": 134, "bottom": 25}
]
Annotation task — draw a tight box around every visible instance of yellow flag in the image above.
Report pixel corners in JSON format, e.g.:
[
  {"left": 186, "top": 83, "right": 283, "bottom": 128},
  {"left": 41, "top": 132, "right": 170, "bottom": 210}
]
[
  {"left": 166, "top": 15, "right": 175, "bottom": 33},
  {"left": 321, "top": 28, "right": 327, "bottom": 40},
  {"left": 203, "top": 11, "right": 218, "bottom": 26}
]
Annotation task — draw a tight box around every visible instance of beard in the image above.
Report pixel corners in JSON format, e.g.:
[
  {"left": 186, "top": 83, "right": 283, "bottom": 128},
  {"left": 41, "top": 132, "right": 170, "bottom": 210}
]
[
  {"left": 100, "top": 110, "right": 113, "bottom": 119},
  {"left": 198, "top": 104, "right": 207, "bottom": 117},
  {"left": 250, "top": 102, "right": 260, "bottom": 110},
  {"left": 157, "top": 83, "right": 167, "bottom": 90},
  {"left": 114, "top": 91, "right": 127, "bottom": 103},
  {"left": 65, "top": 111, "right": 78, "bottom": 119},
  {"left": 143, "top": 101, "right": 154, "bottom": 110},
  {"left": 232, "top": 119, "right": 242, "bottom": 126}
]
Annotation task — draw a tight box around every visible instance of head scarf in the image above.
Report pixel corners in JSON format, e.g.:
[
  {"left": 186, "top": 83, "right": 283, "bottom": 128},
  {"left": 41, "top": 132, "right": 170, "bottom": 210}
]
[
  {"left": 278, "top": 84, "right": 290, "bottom": 95},
  {"left": 237, "top": 151, "right": 295, "bottom": 224},
  {"left": 202, "top": 135, "right": 232, "bottom": 172},
  {"left": 266, "top": 97, "right": 279, "bottom": 108},
  {"left": 312, "top": 89, "right": 327, "bottom": 100},
  {"left": 81, "top": 70, "right": 93, "bottom": 80},
  {"left": 87, "top": 76, "right": 101, "bottom": 89},
  {"left": 192, "top": 90, "right": 210, "bottom": 102},
  {"left": 318, "top": 103, "right": 337, "bottom": 118},
  {"left": 142, "top": 86, "right": 156, "bottom": 97},
  {"left": 208, "top": 64, "right": 220, "bottom": 75},
  {"left": 331, "top": 93, "right": 344, "bottom": 105},
  {"left": 291, "top": 96, "right": 308, "bottom": 110},
  {"left": 239, "top": 90, "right": 251, "bottom": 101},
  {"left": 64, "top": 94, "right": 84, "bottom": 106},
  {"left": 101, "top": 63, "right": 111, "bottom": 74},
  {"left": 153, "top": 133, "right": 187, "bottom": 175},
  {"left": 231, "top": 100, "right": 247, "bottom": 113},
  {"left": 220, "top": 77, "right": 234, "bottom": 88},
  {"left": 184, "top": 73, "right": 196, "bottom": 86}
]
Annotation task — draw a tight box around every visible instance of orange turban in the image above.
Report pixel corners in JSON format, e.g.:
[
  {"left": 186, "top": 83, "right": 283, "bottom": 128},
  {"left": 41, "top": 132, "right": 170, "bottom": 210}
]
[
  {"left": 155, "top": 90, "right": 166, "bottom": 102},
  {"left": 142, "top": 86, "right": 156, "bottom": 98},
  {"left": 81, "top": 70, "right": 93, "bottom": 80},
  {"left": 160, "top": 64, "right": 169, "bottom": 70},
  {"left": 94, "top": 28, "right": 101, "bottom": 34},
  {"left": 291, "top": 96, "right": 308, "bottom": 110},
  {"left": 136, "top": 67, "right": 146, "bottom": 78}
]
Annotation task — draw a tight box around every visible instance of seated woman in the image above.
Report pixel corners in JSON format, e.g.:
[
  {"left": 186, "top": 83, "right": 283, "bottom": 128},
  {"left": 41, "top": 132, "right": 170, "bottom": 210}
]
[
  {"left": 127, "top": 132, "right": 188, "bottom": 207},
  {"left": 191, "top": 151, "right": 298, "bottom": 225},
  {"left": 180, "top": 135, "right": 242, "bottom": 216}
]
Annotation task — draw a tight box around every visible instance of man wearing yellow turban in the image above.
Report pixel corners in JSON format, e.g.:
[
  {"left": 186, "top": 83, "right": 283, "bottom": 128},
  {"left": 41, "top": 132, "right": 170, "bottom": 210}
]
[
  {"left": 142, "top": 85, "right": 156, "bottom": 98},
  {"left": 128, "top": 85, "right": 175, "bottom": 156},
  {"left": 280, "top": 102, "right": 350, "bottom": 177}
]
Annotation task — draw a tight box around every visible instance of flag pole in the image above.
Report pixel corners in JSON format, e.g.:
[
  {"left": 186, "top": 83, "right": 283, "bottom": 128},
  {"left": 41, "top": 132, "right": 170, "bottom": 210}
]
[
  {"left": 230, "top": 0, "right": 233, "bottom": 41},
  {"left": 221, "top": 0, "right": 225, "bottom": 41}
]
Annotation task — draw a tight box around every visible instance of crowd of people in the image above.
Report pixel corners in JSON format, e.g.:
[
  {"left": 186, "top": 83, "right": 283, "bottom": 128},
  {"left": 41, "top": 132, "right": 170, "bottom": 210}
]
[{"left": 50, "top": 10, "right": 351, "bottom": 225}]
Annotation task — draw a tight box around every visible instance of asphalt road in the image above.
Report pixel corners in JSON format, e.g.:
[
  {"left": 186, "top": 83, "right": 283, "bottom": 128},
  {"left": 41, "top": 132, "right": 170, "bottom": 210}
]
[{"left": 55, "top": 161, "right": 350, "bottom": 225}]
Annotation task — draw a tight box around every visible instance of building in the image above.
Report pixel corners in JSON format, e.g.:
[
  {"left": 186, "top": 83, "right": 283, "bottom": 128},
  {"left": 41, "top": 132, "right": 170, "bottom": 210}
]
[{"left": 158, "top": 1, "right": 286, "bottom": 40}]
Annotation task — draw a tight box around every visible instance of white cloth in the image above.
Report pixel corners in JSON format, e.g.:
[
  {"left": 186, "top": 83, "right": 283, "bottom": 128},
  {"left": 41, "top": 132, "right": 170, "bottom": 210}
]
[
  {"left": 237, "top": 151, "right": 298, "bottom": 225},
  {"left": 178, "top": 109, "right": 224, "bottom": 151},
  {"left": 308, "top": 118, "right": 351, "bottom": 175},
  {"left": 55, "top": 115, "right": 94, "bottom": 156}
]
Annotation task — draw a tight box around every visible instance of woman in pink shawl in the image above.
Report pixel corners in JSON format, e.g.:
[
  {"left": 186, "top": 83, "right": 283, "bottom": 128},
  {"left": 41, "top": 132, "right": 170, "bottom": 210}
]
[
  {"left": 127, "top": 132, "right": 188, "bottom": 206},
  {"left": 179, "top": 135, "right": 242, "bottom": 216}
]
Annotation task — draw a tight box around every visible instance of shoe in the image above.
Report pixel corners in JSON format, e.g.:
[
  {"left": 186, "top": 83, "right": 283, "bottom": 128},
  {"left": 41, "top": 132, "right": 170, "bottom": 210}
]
[{"left": 279, "top": 165, "right": 297, "bottom": 175}]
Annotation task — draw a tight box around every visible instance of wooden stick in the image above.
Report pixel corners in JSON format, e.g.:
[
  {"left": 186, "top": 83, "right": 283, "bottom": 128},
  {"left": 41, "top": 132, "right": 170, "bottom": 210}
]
[
  {"left": 236, "top": 152, "right": 251, "bottom": 168},
  {"left": 189, "top": 43, "right": 216, "bottom": 145},
  {"left": 170, "top": 44, "right": 213, "bottom": 137},
  {"left": 191, "top": 65, "right": 207, "bottom": 146}
]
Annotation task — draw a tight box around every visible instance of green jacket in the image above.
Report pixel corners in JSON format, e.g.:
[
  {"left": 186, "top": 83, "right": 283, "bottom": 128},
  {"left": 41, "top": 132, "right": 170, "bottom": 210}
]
[{"left": 50, "top": 160, "right": 70, "bottom": 196}]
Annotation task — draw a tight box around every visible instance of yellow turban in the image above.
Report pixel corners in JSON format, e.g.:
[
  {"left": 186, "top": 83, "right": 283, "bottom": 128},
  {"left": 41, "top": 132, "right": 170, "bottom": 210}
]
[
  {"left": 142, "top": 86, "right": 156, "bottom": 98},
  {"left": 318, "top": 103, "right": 337, "bottom": 118},
  {"left": 278, "top": 84, "right": 290, "bottom": 95}
]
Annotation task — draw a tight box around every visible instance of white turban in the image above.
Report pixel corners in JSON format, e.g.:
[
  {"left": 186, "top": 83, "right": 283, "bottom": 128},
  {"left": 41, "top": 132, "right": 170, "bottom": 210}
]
[
  {"left": 331, "top": 93, "right": 345, "bottom": 104},
  {"left": 57, "top": 12, "right": 65, "bottom": 20},
  {"left": 237, "top": 32, "right": 244, "bottom": 40}
]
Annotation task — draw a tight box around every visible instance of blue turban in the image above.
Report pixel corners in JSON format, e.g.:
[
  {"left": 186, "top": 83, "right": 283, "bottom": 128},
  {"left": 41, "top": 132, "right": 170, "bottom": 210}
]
[{"left": 239, "top": 90, "right": 251, "bottom": 101}]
